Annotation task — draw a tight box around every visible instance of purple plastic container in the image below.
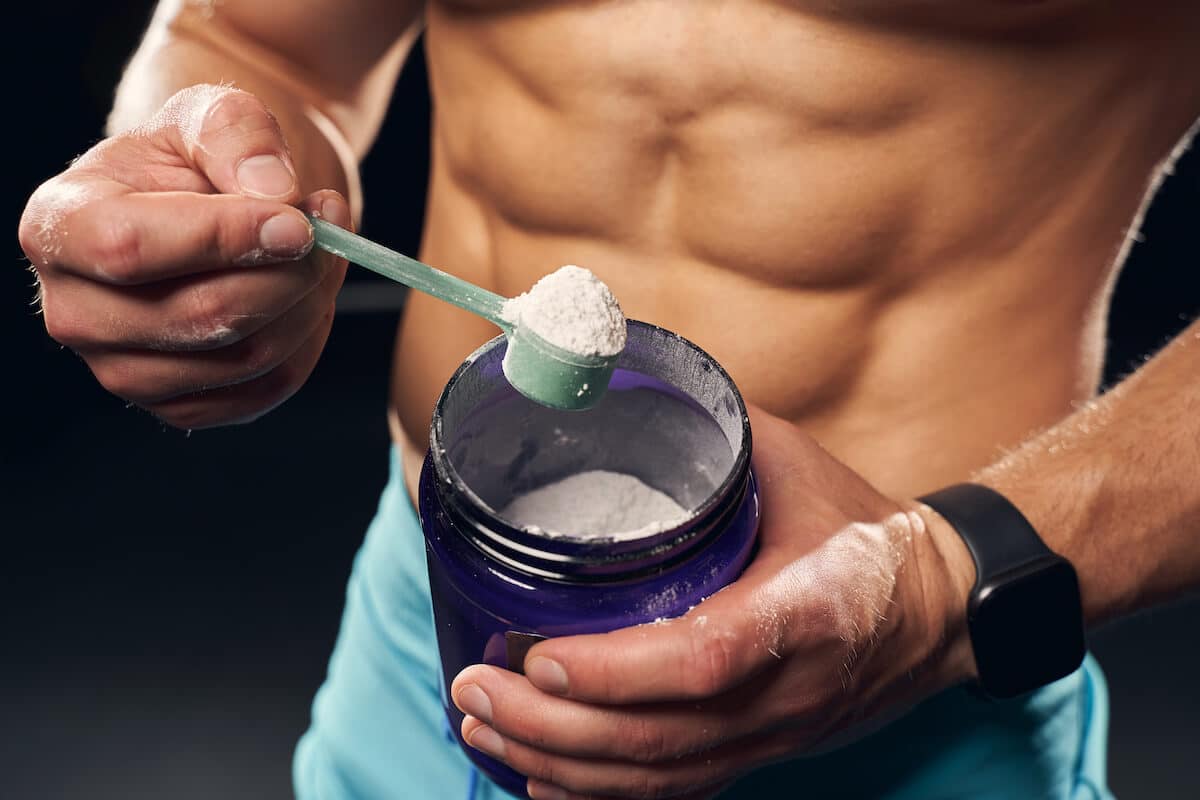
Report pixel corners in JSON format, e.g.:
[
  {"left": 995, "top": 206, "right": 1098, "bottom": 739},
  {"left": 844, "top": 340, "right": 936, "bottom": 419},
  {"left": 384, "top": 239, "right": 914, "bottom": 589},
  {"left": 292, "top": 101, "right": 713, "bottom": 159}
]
[{"left": 418, "top": 321, "right": 759, "bottom": 797}]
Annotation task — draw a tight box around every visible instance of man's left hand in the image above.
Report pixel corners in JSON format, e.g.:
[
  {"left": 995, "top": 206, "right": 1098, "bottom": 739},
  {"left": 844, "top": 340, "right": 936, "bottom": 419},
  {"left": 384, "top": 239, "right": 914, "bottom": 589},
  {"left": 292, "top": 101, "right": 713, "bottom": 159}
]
[{"left": 451, "top": 407, "right": 977, "bottom": 800}]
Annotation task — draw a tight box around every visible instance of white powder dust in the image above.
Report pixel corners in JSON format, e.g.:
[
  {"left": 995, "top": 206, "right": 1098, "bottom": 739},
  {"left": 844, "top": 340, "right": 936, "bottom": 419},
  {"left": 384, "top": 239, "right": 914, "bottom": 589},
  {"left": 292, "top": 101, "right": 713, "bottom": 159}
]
[
  {"left": 502, "top": 265, "right": 627, "bottom": 357},
  {"left": 500, "top": 470, "right": 691, "bottom": 540}
]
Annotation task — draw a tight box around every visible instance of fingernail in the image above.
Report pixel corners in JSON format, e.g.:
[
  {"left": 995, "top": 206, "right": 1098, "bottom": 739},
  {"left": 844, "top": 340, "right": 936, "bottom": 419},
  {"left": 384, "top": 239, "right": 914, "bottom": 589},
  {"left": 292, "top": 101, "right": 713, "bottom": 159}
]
[
  {"left": 455, "top": 684, "right": 493, "bottom": 724},
  {"left": 526, "top": 657, "right": 568, "bottom": 695},
  {"left": 258, "top": 212, "right": 313, "bottom": 257},
  {"left": 527, "top": 779, "right": 568, "bottom": 800},
  {"left": 236, "top": 154, "right": 296, "bottom": 198},
  {"left": 320, "top": 194, "right": 349, "bottom": 226},
  {"left": 466, "top": 725, "right": 505, "bottom": 760}
]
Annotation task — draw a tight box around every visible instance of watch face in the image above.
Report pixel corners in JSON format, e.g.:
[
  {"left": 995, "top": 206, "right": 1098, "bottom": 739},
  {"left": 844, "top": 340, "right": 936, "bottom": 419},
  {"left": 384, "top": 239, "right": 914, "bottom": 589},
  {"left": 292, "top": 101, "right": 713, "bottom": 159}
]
[{"left": 970, "top": 558, "right": 1086, "bottom": 698}]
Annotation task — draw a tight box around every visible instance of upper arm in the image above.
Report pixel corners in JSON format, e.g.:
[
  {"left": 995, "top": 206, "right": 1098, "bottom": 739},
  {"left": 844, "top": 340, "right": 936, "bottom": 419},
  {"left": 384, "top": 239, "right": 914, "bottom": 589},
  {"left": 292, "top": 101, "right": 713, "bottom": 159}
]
[{"left": 170, "top": 0, "right": 425, "bottom": 156}]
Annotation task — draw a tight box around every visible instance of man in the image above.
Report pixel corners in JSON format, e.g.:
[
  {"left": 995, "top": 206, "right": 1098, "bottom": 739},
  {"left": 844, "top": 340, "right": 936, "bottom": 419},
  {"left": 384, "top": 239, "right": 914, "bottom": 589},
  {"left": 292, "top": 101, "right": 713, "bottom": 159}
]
[{"left": 17, "top": 1, "right": 1200, "bottom": 798}]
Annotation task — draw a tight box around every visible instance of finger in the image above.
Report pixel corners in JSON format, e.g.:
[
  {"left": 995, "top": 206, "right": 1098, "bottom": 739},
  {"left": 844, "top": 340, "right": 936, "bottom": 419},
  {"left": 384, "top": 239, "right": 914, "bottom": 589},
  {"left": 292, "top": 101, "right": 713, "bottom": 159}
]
[
  {"left": 83, "top": 261, "right": 342, "bottom": 404},
  {"left": 519, "top": 513, "right": 865, "bottom": 707},
  {"left": 156, "top": 85, "right": 302, "bottom": 201},
  {"left": 461, "top": 716, "right": 797, "bottom": 800},
  {"left": 19, "top": 175, "right": 118, "bottom": 271},
  {"left": 39, "top": 191, "right": 348, "bottom": 353},
  {"left": 521, "top": 566, "right": 797, "bottom": 704},
  {"left": 51, "top": 192, "right": 312, "bottom": 284},
  {"left": 40, "top": 250, "right": 331, "bottom": 352},
  {"left": 298, "top": 187, "right": 351, "bottom": 278},
  {"left": 142, "top": 304, "right": 334, "bottom": 429},
  {"left": 452, "top": 665, "right": 780, "bottom": 764},
  {"left": 301, "top": 188, "right": 353, "bottom": 235}
]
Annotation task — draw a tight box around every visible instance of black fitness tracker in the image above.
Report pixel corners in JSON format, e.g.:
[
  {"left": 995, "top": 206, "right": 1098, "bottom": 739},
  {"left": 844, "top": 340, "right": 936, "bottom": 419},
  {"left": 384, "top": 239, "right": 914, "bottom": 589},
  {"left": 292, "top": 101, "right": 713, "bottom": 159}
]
[{"left": 917, "top": 483, "right": 1086, "bottom": 699}]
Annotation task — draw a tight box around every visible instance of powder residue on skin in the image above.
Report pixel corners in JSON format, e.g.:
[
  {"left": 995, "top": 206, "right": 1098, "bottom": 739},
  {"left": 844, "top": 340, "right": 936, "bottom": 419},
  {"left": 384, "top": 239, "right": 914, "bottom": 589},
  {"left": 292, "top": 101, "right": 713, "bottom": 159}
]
[
  {"left": 500, "top": 470, "right": 690, "bottom": 540},
  {"left": 749, "top": 510, "right": 920, "bottom": 677},
  {"left": 23, "top": 179, "right": 94, "bottom": 263},
  {"left": 501, "top": 265, "right": 627, "bottom": 357}
]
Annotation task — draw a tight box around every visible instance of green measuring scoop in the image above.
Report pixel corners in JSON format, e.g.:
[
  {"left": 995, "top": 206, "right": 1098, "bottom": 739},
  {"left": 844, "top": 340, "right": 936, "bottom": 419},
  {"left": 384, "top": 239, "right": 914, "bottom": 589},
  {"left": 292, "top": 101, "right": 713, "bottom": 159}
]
[{"left": 309, "top": 215, "right": 618, "bottom": 410}]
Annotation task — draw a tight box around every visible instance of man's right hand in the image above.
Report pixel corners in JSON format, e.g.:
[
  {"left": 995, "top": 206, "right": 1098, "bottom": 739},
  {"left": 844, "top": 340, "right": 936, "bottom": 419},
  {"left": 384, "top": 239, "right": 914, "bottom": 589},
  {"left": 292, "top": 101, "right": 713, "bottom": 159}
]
[{"left": 18, "top": 84, "right": 351, "bottom": 429}]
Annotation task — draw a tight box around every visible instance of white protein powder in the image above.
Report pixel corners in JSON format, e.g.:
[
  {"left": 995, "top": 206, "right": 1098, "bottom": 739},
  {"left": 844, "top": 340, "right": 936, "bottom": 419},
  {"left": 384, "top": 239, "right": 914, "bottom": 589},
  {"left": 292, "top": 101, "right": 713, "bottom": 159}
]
[
  {"left": 500, "top": 470, "right": 690, "bottom": 540},
  {"left": 502, "top": 265, "right": 627, "bottom": 357}
]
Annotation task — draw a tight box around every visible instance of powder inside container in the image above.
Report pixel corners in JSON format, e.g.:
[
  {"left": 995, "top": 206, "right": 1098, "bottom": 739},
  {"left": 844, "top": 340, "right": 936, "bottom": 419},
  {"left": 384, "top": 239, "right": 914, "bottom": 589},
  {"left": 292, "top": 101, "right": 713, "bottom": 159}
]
[
  {"left": 500, "top": 470, "right": 690, "bottom": 539},
  {"left": 501, "top": 265, "right": 627, "bottom": 357}
]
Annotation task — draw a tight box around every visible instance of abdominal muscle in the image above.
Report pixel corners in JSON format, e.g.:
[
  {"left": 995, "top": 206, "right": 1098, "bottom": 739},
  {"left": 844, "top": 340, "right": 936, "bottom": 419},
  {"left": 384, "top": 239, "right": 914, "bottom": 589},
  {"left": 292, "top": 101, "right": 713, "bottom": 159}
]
[{"left": 389, "top": 0, "right": 1200, "bottom": 502}]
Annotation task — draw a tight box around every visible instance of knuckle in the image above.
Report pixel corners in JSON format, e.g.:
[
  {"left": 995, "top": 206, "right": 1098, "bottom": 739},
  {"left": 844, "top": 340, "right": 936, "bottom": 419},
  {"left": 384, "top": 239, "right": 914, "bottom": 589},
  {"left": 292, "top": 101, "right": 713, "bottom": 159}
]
[
  {"left": 245, "top": 340, "right": 283, "bottom": 378},
  {"left": 41, "top": 300, "right": 87, "bottom": 348},
  {"left": 183, "top": 284, "right": 233, "bottom": 341},
  {"left": 687, "top": 629, "right": 738, "bottom": 697},
  {"left": 204, "top": 89, "right": 281, "bottom": 142},
  {"left": 267, "top": 351, "right": 306, "bottom": 395},
  {"left": 523, "top": 750, "right": 560, "bottom": 787},
  {"left": 19, "top": 178, "right": 89, "bottom": 267},
  {"left": 232, "top": 360, "right": 303, "bottom": 422},
  {"left": 220, "top": 213, "right": 266, "bottom": 263},
  {"left": 622, "top": 770, "right": 670, "bottom": 800},
  {"left": 515, "top": 714, "right": 552, "bottom": 751},
  {"left": 234, "top": 334, "right": 280, "bottom": 378},
  {"left": 17, "top": 206, "right": 46, "bottom": 264},
  {"left": 67, "top": 136, "right": 126, "bottom": 173},
  {"left": 90, "top": 360, "right": 143, "bottom": 403},
  {"left": 595, "top": 646, "right": 626, "bottom": 701},
  {"left": 209, "top": 87, "right": 266, "bottom": 119},
  {"left": 618, "top": 715, "right": 671, "bottom": 764},
  {"left": 793, "top": 593, "right": 851, "bottom": 647},
  {"left": 89, "top": 215, "right": 143, "bottom": 282}
]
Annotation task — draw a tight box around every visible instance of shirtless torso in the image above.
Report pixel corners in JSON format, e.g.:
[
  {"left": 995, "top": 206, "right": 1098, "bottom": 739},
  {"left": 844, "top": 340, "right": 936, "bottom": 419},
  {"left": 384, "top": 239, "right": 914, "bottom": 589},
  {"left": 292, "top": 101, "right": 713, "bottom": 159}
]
[
  {"left": 390, "top": 0, "right": 1200, "bottom": 501},
  {"left": 18, "top": 2, "right": 1200, "bottom": 796}
]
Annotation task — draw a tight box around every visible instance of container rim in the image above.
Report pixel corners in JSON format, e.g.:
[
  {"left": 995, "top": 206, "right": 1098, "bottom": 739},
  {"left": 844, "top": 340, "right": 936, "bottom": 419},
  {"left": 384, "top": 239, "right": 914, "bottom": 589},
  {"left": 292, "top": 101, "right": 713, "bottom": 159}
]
[{"left": 428, "top": 320, "right": 752, "bottom": 571}]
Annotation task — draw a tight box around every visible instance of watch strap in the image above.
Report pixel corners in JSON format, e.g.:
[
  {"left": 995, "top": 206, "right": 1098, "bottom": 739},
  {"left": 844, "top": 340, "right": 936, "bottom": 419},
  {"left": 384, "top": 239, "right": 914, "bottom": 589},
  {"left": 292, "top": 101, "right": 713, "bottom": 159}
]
[
  {"left": 917, "top": 483, "right": 1053, "bottom": 580},
  {"left": 917, "top": 482, "right": 1085, "bottom": 698}
]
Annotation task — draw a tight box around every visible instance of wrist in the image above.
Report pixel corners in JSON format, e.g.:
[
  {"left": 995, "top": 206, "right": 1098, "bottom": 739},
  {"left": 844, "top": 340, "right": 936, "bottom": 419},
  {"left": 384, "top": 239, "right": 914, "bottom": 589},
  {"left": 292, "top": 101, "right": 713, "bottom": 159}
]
[{"left": 908, "top": 500, "right": 979, "bottom": 688}]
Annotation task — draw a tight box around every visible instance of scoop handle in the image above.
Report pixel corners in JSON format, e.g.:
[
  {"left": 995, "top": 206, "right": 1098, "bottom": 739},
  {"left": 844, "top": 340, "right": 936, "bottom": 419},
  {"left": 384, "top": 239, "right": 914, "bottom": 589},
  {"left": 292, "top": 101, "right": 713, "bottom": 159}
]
[{"left": 309, "top": 215, "right": 509, "bottom": 328}]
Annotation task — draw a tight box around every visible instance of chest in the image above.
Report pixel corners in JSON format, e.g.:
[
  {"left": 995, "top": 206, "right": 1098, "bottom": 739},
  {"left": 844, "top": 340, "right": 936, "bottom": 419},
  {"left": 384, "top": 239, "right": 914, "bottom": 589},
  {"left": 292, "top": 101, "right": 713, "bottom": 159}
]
[{"left": 433, "top": 0, "right": 1104, "bottom": 33}]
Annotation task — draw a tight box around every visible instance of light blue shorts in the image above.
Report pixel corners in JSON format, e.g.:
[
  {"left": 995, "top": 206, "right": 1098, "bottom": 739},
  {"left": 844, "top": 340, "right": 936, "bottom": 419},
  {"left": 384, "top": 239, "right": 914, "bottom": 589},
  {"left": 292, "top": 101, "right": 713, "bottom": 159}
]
[{"left": 295, "top": 448, "right": 1112, "bottom": 799}]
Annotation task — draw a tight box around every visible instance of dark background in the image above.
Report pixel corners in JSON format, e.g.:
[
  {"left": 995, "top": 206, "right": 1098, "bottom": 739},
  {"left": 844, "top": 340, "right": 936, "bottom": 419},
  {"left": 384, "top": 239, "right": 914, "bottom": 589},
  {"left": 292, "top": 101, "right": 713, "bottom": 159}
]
[{"left": 5, "top": 4, "right": 1199, "bottom": 799}]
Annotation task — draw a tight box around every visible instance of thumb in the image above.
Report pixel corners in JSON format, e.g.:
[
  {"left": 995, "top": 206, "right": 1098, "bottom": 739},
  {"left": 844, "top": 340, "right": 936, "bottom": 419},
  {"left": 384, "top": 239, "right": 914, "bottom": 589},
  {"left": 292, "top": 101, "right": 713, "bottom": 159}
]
[
  {"left": 522, "top": 579, "right": 771, "bottom": 704},
  {"left": 157, "top": 84, "right": 302, "bottom": 202}
]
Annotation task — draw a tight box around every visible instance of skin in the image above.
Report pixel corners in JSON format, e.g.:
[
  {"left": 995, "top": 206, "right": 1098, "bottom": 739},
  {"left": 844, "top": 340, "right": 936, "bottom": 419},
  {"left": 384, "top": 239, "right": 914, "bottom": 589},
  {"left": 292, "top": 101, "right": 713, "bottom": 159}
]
[{"left": 16, "top": 1, "right": 1200, "bottom": 798}]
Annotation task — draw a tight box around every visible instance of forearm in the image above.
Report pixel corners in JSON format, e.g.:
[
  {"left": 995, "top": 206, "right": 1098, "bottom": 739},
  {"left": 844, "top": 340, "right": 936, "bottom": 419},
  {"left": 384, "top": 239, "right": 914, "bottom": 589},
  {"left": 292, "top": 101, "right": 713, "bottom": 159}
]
[
  {"left": 970, "top": 317, "right": 1200, "bottom": 626},
  {"left": 106, "top": 1, "right": 421, "bottom": 215}
]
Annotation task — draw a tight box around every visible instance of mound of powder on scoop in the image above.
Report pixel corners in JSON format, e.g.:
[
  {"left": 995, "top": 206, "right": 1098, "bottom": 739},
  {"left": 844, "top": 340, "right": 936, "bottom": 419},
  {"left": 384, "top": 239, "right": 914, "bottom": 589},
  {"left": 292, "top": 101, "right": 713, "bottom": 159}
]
[
  {"left": 501, "top": 470, "right": 690, "bottom": 539},
  {"left": 502, "top": 265, "right": 627, "bottom": 357}
]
